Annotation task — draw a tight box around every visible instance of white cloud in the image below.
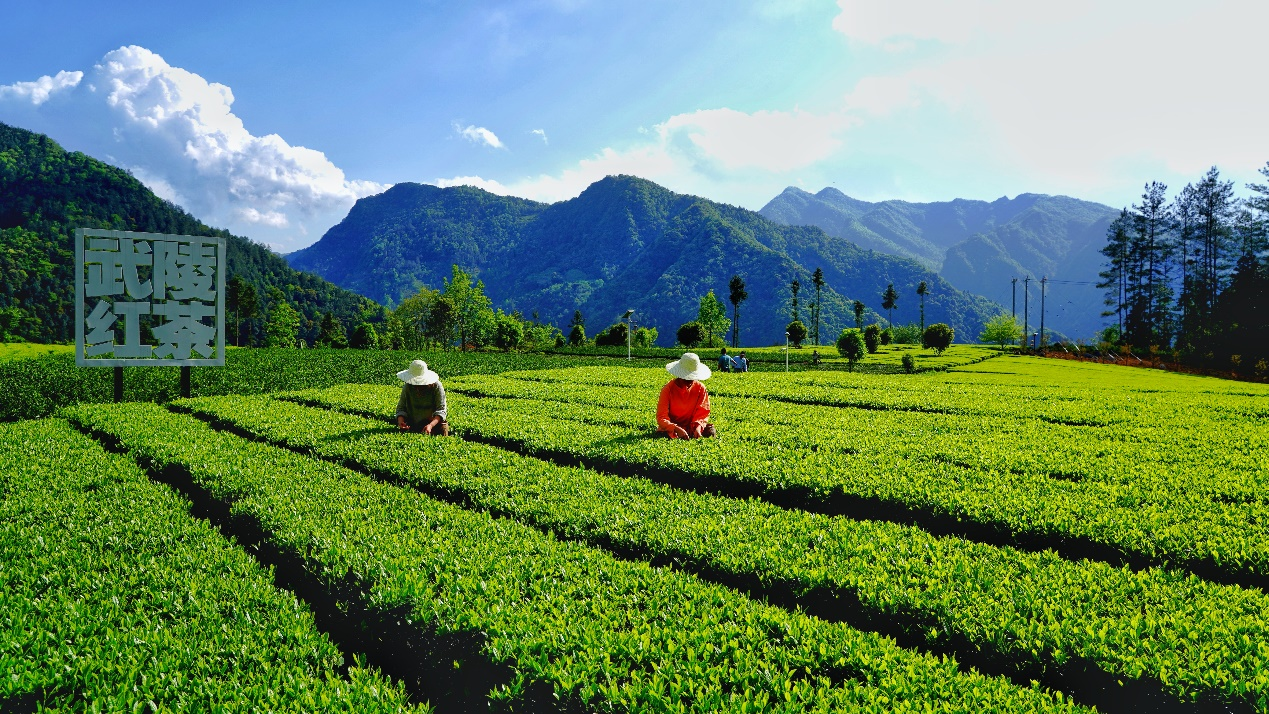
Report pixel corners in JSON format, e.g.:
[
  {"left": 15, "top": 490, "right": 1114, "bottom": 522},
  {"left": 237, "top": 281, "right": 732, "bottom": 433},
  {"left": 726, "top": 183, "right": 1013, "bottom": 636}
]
[
  {"left": 0, "top": 46, "right": 386, "bottom": 252},
  {"left": 456, "top": 123, "right": 505, "bottom": 149},
  {"left": 831, "top": 0, "right": 1047, "bottom": 46},
  {"left": 531, "top": 128, "right": 548, "bottom": 144},
  {"left": 660, "top": 108, "right": 850, "bottom": 174},
  {"left": 235, "top": 207, "right": 290, "bottom": 227},
  {"left": 434, "top": 106, "right": 851, "bottom": 206},
  {"left": 829, "top": 1, "right": 1269, "bottom": 197},
  {"left": 434, "top": 175, "right": 513, "bottom": 194},
  {"left": 0, "top": 70, "right": 83, "bottom": 105}
]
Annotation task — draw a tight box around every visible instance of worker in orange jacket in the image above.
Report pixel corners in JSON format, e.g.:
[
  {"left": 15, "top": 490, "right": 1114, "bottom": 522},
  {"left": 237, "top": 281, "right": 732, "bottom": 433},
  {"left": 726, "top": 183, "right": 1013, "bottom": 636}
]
[{"left": 656, "top": 352, "right": 717, "bottom": 439}]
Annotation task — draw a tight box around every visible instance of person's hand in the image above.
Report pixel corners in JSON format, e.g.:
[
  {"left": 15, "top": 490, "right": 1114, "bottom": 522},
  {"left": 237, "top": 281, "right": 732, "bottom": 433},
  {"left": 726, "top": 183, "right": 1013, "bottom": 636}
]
[
  {"left": 397, "top": 416, "right": 408, "bottom": 431},
  {"left": 691, "top": 424, "right": 704, "bottom": 438},
  {"left": 673, "top": 425, "right": 690, "bottom": 439},
  {"left": 424, "top": 421, "right": 434, "bottom": 435}
]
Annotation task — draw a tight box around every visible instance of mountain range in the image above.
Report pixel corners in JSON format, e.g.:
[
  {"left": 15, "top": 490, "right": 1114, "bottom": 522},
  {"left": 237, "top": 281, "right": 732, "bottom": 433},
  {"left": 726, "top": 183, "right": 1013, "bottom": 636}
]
[
  {"left": 760, "top": 187, "right": 1119, "bottom": 340},
  {"left": 2, "top": 117, "right": 1114, "bottom": 348},
  {"left": 0, "top": 122, "right": 379, "bottom": 344},
  {"left": 287, "top": 176, "right": 1006, "bottom": 346}
]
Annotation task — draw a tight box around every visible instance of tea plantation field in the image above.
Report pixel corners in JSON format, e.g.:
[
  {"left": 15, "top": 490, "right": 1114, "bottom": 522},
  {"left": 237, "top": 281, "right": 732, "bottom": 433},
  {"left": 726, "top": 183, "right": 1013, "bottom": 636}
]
[{"left": 5, "top": 352, "right": 1268, "bottom": 712}]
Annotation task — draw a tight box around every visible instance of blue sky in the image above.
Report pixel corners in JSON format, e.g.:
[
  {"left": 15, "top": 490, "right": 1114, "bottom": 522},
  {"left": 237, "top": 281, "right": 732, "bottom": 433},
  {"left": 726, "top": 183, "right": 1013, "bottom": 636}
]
[{"left": 3, "top": 0, "right": 1266, "bottom": 252}]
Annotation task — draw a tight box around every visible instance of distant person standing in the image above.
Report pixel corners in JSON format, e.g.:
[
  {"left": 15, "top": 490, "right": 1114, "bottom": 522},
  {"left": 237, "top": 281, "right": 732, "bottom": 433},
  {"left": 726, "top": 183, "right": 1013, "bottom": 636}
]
[
  {"left": 395, "top": 359, "right": 450, "bottom": 436},
  {"left": 733, "top": 351, "right": 749, "bottom": 372},
  {"left": 812, "top": 349, "right": 821, "bottom": 366},
  {"left": 657, "top": 352, "right": 716, "bottom": 439},
  {"left": 717, "top": 347, "right": 734, "bottom": 373}
]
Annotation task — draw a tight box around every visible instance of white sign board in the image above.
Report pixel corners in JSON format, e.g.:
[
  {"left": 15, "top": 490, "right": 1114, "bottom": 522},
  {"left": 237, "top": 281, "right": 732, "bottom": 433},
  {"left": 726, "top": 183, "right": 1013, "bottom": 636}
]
[{"left": 75, "top": 229, "right": 226, "bottom": 367}]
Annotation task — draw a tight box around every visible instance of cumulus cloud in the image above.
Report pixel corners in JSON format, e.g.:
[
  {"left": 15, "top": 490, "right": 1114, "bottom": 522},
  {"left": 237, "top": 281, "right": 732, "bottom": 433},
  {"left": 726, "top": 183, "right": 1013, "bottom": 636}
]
[
  {"left": 0, "top": 46, "right": 386, "bottom": 252},
  {"left": 0, "top": 70, "right": 83, "bottom": 105},
  {"left": 659, "top": 108, "right": 850, "bottom": 174},
  {"left": 456, "top": 123, "right": 505, "bottom": 148},
  {"left": 831, "top": 0, "right": 1044, "bottom": 46},
  {"left": 434, "top": 175, "right": 513, "bottom": 194},
  {"left": 830, "top": 0, "right": 1269, "bottom": 192},
  {"left": 434, "top": 106, "right": 851, "bottom": 206}
]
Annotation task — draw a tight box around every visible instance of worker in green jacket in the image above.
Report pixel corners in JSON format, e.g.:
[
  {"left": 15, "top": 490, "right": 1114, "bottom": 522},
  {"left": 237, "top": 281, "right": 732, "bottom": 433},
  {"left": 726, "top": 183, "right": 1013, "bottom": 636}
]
[{"left": 395, "top": 359, "right": 450, "bottom": 436}]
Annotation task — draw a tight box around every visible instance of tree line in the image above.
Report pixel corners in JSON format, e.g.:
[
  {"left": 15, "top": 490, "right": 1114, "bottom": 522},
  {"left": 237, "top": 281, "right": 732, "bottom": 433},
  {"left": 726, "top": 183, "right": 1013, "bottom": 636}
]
[
  {"left": 1097, "top": 164, "right": 1268, "bottom": 374},
  {"left": 234, "top": 261, "right": 957, "bottom": 358}
]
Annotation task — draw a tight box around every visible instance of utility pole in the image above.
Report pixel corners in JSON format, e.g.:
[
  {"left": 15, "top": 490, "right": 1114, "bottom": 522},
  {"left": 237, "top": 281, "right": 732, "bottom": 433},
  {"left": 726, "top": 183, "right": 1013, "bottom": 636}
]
[
  {"left": 1022, "top": 277, "right": 1030, "bottom": 349},
  {"left": 1011, "top": 277, "right": 1017, "bottom": 320},
  {"left": 1039, "top": 277, "right": 1047, "bottom": 350}
]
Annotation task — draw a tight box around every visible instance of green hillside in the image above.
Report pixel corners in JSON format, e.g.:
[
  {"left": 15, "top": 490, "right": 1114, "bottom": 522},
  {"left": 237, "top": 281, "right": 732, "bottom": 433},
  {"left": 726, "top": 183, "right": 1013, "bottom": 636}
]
[
  {"left": 289, "top": 175, "right": 1000, "bottom": 345},
  {"left": 761, "top": 187, "right": 1118, "bottom": 340},
  {"left": 0, "top": 122, "right": 381, "bottom": 344}
]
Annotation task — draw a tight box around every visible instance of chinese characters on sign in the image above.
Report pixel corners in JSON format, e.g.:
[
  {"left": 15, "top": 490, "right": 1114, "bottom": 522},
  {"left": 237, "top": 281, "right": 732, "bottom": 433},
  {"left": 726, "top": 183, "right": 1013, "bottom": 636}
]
[{"left": 76, "top": 229, "right": 225, "bottom": 366}]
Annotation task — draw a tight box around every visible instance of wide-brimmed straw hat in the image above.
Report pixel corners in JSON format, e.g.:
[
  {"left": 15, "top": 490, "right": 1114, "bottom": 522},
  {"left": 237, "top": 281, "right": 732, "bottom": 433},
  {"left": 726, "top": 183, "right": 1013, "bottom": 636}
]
[
  {"left": 666, "top": 352, "right": 711, "bottom": 381},
  {"left": 397, "top": 359, "right": 439, "bottom": 386}
]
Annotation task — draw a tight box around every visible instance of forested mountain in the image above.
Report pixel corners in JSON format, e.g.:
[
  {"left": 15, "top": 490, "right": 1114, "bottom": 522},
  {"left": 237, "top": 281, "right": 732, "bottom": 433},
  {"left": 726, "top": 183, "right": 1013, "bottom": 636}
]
[
  {"left": 288, "top": 175, "right": 1001, "bottom": 346},
  {"left": 0, "top": 122, "right": 380, "bottom": 344},
  {"left": 761, "top": 187, "right": 1119, "bottom": 340}
]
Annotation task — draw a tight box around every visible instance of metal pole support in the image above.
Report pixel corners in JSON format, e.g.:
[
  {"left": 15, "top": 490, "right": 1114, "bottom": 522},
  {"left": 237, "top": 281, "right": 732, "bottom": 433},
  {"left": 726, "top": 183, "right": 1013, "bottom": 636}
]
[
  {"left": 180, "top": 366, "right": 191, "bottom": 399},
  {"left": 113, "top": 366, "right": 124, "bottom": 403}
]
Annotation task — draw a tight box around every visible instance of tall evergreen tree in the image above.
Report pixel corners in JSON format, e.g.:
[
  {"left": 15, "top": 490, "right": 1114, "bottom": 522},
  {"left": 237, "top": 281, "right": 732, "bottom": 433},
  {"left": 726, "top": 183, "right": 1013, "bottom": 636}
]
[
  {"left": 1192, "top": 167, "right": 1237, "bottom": 334},
  {"left": 811, "top": 268, "right": 824, "bottom": 346},
  {"left": 881, "top": 283, "right": 898, "bottom": 328},
  {"left": 728, "top": 275, "right": 747, "bottom": 347},
  {"left": 1240, "top": 163, "right": 1269, "bottom": 255},
  {"left": 1126, "top": 181, "right": 1175, "bottom": 348},
  {"left": 1098, "top": 209, "right": 1132, "bottom": 341},
  {"left": 790, "top": 278, "right": 800, "bottom": 323},
  {"left": 316, "top": 311, "right": 348, "bottom": 348},
  {"left": 916, "top": 281, "right": 928, "bottom": 333},
  {"left": 1172, "top": 184, "right": 1199, "bottom": 344},
  {"left": 853, "top": 300, "right": 865, "bottom": 330},
  {"left": 227, "top": 276, "right": 258, "bottom": 347}
]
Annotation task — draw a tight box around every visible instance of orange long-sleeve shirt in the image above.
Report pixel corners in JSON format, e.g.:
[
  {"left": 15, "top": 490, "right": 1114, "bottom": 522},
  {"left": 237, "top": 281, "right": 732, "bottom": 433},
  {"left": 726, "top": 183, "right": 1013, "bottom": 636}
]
[{"left": 657, "top": 379, "right": 711, "bottom": 438}]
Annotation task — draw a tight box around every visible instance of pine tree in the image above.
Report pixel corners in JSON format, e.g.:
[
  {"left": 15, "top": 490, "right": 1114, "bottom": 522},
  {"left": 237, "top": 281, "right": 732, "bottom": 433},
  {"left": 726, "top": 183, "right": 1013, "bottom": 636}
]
[
  {"left": 1098, "top": 209, "right": 1132, "bottom": 341},
  {"left": 728, "top": 275, "right": 747, "bottom": 347},
  {"left": 881, "top": 283, "right": 898, "bottom": 328},
  {"left": 811, "top": 268, "right": 824, "bottom": 346},
  {"left": 1172, "top": 185, "right": 1199, "bottom": 346},
  {"left": 916, "top": 281, "right": 928, "bottom": 333},
  {"left": 1127, "top": 181, "right": 1174, "bottom": 348},
  {"left": 790, "top": 278, "right": 800, "bottom": 323},
  {"left": 1192, "top": 167, "right": 1236, "bottom": 334}
]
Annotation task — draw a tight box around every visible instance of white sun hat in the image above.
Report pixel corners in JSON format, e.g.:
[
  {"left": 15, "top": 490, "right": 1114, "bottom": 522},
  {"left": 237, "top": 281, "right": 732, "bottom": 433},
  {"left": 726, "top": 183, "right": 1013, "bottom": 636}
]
[
  {"left": 666, "top": 352, "right": 712, "bottom": 381},
  {"left": 397, "top": 359, "right": 440, "bottom": 386}
]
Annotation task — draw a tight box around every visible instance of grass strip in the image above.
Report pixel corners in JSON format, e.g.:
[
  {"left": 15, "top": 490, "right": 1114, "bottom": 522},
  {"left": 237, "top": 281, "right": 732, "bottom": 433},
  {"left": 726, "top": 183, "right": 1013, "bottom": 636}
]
[
  {"left": 300, "top": 382, "right": 1269, "bottom": 590},
  {"left": 201, "top": 391, "right": 1268, "bottom": 712},
  {"left": 0, "top": 418, "right": 420, "bottom": 713},
  {"left": 65, "top": 401, "right": 1089, "bottom": 714}
]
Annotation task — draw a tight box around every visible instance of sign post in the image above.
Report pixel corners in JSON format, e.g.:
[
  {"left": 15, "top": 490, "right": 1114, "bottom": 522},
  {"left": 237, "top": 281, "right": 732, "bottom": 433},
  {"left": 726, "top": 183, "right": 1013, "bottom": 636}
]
[{"left": 75, "top": 229, "right": 226, "bottom": 397}]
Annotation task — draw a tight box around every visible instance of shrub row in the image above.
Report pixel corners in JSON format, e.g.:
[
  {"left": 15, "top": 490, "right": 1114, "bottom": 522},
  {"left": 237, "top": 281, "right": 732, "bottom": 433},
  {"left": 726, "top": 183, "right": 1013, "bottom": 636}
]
[
  {"left": 0, "top": 418, "right": 419, "bottom": 712},
  {"left": 64, "top": 401, "right": 1090, "bottom": 713},
  {"left": 0, "top": 347, "right": 607, "bottom": 421},
  {"left": 443, "top": 372, "right": 1268, "bottom": 504},
  {"left": 226, "top": 389, "right": 1269, "bottom": 710},
  {"left": 327, "top": 378, "right": 1269, "bottom": 588}
]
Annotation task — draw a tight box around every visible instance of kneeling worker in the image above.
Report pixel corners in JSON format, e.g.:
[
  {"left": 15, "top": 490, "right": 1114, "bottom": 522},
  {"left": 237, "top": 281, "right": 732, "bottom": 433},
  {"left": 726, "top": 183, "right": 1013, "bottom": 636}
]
[
  {"left": 657, "top": 352, "right": 716, "bottom": 439},
  {"left": 396, "top": 359, "right": 450, "bottom": 435}
]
